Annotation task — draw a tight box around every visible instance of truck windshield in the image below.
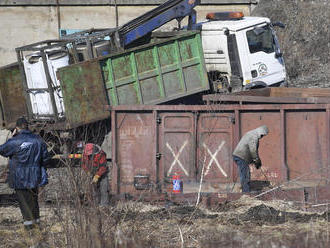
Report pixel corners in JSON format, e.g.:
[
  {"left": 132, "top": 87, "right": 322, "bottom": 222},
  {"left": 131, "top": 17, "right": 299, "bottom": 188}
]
[{"left": 246, "top": 25, "right": 275, "bottom": 54}]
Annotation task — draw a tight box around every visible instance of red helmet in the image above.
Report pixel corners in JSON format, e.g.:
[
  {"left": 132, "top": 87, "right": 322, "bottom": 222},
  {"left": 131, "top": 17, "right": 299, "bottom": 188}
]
[{"left": 83, "top": 143, "right": 97, "bottom": 156}]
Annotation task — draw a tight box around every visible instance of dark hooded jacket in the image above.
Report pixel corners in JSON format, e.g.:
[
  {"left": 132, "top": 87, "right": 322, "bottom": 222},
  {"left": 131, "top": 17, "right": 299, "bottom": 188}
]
[
  {"left": 0, "top": 130, "right": 50, "bottom": 189},
  {"left": 232, "top": 125, "right": 269, "bottom": 164}
]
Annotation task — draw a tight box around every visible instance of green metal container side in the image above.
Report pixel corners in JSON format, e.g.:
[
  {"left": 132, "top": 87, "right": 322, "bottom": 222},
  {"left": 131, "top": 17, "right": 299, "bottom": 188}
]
[
  {"left": 102, "top": 31, "right": 209, "bottom": 106},
  {"left": 0, "top": 63, "right": 27, "bottom": 129},
  {"left": 58, "top": 60, "right": 110, "bottom": 129},
  {"left": 58, "top": 31, "right": 209, "bottom": 129}
]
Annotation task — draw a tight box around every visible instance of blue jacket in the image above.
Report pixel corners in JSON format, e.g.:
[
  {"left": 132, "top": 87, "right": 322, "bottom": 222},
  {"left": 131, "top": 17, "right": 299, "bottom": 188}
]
[{"left": 0, "top": 130, "right": 50, "bottom": 189}]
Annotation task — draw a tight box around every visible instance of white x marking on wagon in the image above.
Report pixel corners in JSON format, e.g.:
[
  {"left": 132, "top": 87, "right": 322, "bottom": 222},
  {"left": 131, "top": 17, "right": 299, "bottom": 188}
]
[
  {"left": 202, "top": 141, "right": 227, "bottom": 177},
  {"left": 166, "top": 140, "right": 189, "bottom": 176}
]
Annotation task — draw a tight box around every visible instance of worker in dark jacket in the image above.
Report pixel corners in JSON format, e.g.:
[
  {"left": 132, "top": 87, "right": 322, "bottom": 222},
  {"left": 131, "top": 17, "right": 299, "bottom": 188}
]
[
  {"left": 81, "top": 143, "right": 109, "bottom": 206},
  {"left": 232, "top": 125, "right": 269, "bottom": 193},
  {"left": 0, "top": 117, "right": 50, "bottom": 229}
]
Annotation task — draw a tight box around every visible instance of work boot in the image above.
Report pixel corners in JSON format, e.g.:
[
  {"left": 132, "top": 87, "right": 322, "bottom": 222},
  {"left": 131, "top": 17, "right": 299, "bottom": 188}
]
[
  {"left": 34, "top": 219, "right": 42, "bottom": 230},
  {"left": 24, "top": 224, "right": 36, "bottom": 231}
]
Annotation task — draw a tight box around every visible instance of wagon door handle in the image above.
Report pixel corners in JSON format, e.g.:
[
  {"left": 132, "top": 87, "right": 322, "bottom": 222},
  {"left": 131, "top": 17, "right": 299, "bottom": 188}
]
[{"left": 156, "top": 153, "right": 162, "bottom": 160}]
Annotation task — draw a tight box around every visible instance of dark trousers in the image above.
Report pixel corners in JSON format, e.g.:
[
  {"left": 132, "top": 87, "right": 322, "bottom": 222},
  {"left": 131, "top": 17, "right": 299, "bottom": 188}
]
[
  {"left": 92, "top": 171, "right": 110, "bottom": 206},
  {"left": 15, "top": 188, "right": 40, "bottom": 226},
  {"left": 233, "top": 156, "right": 251, "bottom": 193}
]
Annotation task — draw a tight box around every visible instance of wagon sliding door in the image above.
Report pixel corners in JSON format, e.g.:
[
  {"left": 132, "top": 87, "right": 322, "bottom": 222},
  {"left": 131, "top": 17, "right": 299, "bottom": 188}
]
[
  {"left": 197, "top": 113, "right": 234, "bottom": 192},
  {"left": 158, "top": 112, "right": 234, "bottom": 193},
  {"left": 158, "top": 112, "right": 196, "bottom": 192},
  {"left": 113, "top": 112, "right": 156, "bottom": 194}
]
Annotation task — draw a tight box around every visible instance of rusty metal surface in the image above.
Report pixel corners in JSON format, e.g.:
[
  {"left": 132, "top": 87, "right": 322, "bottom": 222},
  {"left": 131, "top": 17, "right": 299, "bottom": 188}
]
[
  {"left": 305, "top": 185, "right": 330, "bottom": 205},
  {"left": 203, "top": 94, "right": 330, "bottom": 104},
  {"left": 197, "top": 113, "right": 234, "bottom": 183},
  {"left": 111, "top": 103, "right": 330, "bottom": 195},
  {"left": 58, "top": 60, "right": 110, "bottom": 129},
  {"left": 235, "top": 87, "right": 330, "bottom": 98},
  {"left": 0, "top": 63, "right": 27, "bottom": 129},
  {"left": 240, "top": 112, "right": 283, "bottom": 182},
  {"left": 286, "top": 111, "right": 328, "bottom": 181},
  {"left": 112, "top": 186, "right": 330, "bottom": 209},
  {"left": 108, "top": 103, "right": 330, "bottom": 111},
  {"left": 159, "top": 112, "right": 195, "bottom": 182},
  {"left": 115, "top": 112, "right": 156, "bottom": 193}
]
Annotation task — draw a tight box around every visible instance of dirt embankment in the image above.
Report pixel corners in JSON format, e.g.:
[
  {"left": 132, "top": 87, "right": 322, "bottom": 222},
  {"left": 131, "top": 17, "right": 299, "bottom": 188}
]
[{"left": 253, "top": 0, "right": 330, "bottom": 88}]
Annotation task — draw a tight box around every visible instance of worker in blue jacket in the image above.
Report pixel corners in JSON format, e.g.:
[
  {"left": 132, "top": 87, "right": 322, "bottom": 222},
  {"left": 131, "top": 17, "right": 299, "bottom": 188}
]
[{"left": 0, "top": 117, "right": 50, "bottom": 230}]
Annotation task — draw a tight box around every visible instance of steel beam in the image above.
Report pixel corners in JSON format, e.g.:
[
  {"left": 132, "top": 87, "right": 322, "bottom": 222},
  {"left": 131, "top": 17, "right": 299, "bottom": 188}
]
[
  {"left": 203, "top": 94, "right": 330, "bottom": 104},
  {"left": 0, "top": 0, "right": 254, "bottom": 6},
  {"left": 108, "top": 103, "right": 330, "bottom": 111}
]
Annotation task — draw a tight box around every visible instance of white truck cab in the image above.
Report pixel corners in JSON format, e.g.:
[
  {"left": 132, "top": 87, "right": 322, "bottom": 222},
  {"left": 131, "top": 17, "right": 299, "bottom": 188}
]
[{"left": 191, "top": 12, "right": 286, "bottom": 92}]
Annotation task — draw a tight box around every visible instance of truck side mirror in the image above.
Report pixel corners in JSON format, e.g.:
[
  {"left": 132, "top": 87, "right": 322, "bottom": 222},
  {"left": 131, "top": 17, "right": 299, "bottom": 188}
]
[
  {"left": 275, "top": 51, "right": 283, "bottom": 58},
  {"left": 272, "top": 22, "right": 285, "bottom": 29}
]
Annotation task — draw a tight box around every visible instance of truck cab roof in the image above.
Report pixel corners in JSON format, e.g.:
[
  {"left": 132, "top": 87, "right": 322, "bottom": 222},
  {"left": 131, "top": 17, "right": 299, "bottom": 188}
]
[{"left": 195, "top": 16, "right": 271, "bottom": 32}]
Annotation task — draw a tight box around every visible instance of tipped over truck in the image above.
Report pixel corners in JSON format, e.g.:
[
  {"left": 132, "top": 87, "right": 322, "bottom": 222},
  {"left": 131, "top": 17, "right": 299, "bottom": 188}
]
[{"left": 0, "top": 0, "right": 286, "bottom": 129}]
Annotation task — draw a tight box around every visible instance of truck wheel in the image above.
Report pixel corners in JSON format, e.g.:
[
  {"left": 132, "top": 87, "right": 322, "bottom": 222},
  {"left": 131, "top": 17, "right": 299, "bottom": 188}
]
[
  {"left": 208, "top": 72, "right": 231, "bottom": 93},
  {"left": 212, "top": 79, "right": 230, "bottom": 93},
  {"left": 230, "top": 76, "right": 243, "bottom": 92}
]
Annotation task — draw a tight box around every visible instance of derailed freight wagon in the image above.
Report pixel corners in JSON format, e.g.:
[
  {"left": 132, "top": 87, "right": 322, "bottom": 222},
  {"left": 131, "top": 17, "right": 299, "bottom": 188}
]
[
  {"left": 0, "top": 0, "right": 206, "bottom": 129},
  {"left": 106, "top": 101, "right": 329, "bottom": 202},
  {"left": 0, "top": 31, "right": 209, "bottom": 130},
  {"left": 58, "top": 31, "right": 209, "bottom": 129},
  {"left": 0, "top": 0, "right": 288, "bottom": 129}
]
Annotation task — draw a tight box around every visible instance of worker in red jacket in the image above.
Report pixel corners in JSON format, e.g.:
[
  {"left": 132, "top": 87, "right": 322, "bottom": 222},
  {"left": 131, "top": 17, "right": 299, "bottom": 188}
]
[{"left": 81, "top": 143, "right": 109, "bottom": 206}]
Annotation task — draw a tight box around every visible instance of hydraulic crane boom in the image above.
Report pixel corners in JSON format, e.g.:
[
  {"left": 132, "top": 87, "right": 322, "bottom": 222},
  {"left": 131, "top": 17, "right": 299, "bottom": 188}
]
[{"left": 110, "top": 0, "right": 200, "bottom": 49}]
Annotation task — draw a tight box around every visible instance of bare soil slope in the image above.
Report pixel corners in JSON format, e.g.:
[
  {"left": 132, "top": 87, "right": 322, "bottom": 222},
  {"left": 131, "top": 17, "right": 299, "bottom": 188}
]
[{"left": 253, "top": 0, "right": 330, "bottom": 88}]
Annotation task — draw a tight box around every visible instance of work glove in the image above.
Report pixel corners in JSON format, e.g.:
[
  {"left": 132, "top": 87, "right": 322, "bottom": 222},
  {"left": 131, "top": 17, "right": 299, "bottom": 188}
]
[
  {"left": 92, "top": 175, "right": 100, "bottom": 184},
  {"left": 253, "top": 158, "right": 262, "bottom": 170}
]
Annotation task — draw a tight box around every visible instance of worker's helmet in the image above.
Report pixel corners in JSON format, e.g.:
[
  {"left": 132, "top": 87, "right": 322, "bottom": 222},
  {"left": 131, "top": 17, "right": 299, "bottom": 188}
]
[{"left": 83, "top": 143, "right": 101, "bottom": 156}]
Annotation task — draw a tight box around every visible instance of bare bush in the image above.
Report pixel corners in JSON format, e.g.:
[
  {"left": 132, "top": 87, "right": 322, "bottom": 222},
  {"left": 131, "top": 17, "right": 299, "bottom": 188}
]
[{"left": 253, "top": 0, "right": 330, "bottom": 87}]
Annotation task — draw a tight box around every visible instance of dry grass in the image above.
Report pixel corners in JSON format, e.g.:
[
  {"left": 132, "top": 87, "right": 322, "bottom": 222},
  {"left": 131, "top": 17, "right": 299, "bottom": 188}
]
[
  {"left": 1, "top": 193, "right": 329, "bottom": 248},
  {"left": 253, "top": 0, "right": 330, "bottom": 88}
]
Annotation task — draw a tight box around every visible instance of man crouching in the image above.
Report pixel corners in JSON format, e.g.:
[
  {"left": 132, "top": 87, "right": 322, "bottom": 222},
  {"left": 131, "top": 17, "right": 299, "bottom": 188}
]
[{"left": 232, "top": 125, "right": 269, "bottom": 193}]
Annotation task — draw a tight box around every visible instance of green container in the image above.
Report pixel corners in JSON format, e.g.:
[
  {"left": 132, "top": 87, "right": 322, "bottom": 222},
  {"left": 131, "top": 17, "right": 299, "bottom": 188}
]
[
  {"left": 102, "top": 31, "right": 209, "bottom": 105},
  {"left": 58, "top": 31, "right": 209, "bottom": 128},
  {"left": 0, "top": 63, "right": 27, "bottom": 129}
]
